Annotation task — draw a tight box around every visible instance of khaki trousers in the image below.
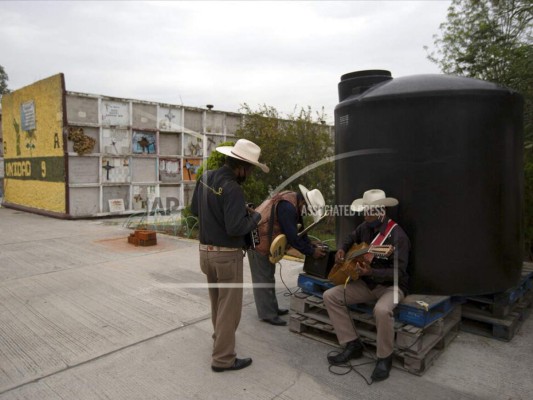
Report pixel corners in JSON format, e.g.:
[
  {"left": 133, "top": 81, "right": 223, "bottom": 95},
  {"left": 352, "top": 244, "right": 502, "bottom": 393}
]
[
  {"left": 323, "top": 280, "right": 404, "bottom": 358},
  {"left": 199, "top": 249, "right": 244, "bottom": 368}
]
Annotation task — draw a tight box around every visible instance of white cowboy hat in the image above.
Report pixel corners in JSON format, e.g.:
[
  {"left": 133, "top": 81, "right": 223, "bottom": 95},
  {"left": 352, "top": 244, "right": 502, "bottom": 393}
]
[
  {"left": 299, "top": 184, "right": 326, "bottom": 223},
  {"left": 216, "top": 139, "right": 269, "bottom": 173},
  {"left": 350, "top": 189, "right": 398, "bottom": 212}
]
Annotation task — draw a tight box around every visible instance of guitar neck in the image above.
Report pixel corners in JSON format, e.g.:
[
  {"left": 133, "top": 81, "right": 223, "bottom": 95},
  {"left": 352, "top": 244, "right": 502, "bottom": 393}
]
[
  {"left": 345, "top": 245, "right": 392, "bottom": 261},
  {"left": 297, "top": 212, "right": 328, "bottom": 237},
  {"left": 345, "top": 248, "right": 371, "bottom": 261}
]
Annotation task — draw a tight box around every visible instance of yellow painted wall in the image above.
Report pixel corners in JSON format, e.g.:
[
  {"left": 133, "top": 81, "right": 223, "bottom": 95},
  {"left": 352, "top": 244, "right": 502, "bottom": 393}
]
[{"left": 1, "top": 74, "right": 66, "bottom": 213}]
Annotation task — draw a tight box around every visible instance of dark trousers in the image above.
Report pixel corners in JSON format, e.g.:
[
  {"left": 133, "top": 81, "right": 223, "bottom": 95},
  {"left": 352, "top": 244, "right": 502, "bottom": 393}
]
[{"left": 248, "top": 250, "right": 279, "bottom": 320}]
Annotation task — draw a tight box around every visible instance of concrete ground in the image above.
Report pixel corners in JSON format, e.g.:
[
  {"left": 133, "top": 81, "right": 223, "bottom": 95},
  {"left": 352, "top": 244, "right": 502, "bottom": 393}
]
[{"left": 0, "top": 206, "right": 532, "bottom": 400}]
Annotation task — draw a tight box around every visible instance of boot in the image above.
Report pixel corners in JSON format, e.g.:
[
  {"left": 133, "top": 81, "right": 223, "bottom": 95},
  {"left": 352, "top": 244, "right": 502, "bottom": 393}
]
[
  {"left": 371, "top": 354, "right": 393, "bottom": 382},
  {"left": 327, "top": 339, "right": 363, "bottom": 365}
]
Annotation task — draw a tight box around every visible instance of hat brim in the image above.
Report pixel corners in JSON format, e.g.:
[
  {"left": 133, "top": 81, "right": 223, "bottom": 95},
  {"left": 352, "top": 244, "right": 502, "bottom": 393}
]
[
  {"left": 298, "top": 185, "right": 311, "bottom": 209},
  {"left": 216, "top": 146, "right": 269, "bottom": 173},
  {"left": 350, "top": 197, "right": 399, "bottom": 212},
  {"left": 299, "top": 185, "right": 326, "bottom": 223}
]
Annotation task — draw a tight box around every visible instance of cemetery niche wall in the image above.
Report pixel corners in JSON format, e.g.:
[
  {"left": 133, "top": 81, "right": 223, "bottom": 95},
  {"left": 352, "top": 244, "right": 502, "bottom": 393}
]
[{"left": 1, "top": 73, "right": 240, "bottom": 218}]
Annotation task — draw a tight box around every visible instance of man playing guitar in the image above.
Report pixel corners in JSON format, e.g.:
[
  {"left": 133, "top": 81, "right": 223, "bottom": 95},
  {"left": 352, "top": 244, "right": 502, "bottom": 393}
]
[{"left": 323, "top": 189, "right": 410, "bottom": 382}]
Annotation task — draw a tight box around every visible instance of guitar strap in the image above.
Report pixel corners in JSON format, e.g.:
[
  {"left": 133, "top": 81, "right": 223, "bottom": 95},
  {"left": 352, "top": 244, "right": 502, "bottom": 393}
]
[
  {"left": 363, "top": 219, "right": 397, "bottom": 263},
  {"left": 371, "top": 219, "right": 397, "bottom": 245},
  {"left": 267, "top": 203, "right": 278, "bottom": 246}
]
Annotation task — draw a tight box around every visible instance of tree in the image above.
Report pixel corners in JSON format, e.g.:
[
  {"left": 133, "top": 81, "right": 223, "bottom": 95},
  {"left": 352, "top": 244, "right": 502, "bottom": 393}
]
[
  {"left": 426, "top": 0, "right": 532, "bottom": 142},
  {"left": 195, "top": 140, "right": 235, "bottom": 179},
  {"left": 0, "top": 65, "right": 9, "bottom": 96},
  {"left": 426, "top": 0, "right": 533, "bottom": 258},
  {"left": 236, "top": 104, "right": 334, "bottom": 207}
]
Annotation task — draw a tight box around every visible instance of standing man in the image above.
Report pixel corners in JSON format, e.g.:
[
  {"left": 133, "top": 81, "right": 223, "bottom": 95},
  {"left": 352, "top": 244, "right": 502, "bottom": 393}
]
[
  {"left": 248, "top": 185, "right": 327, "bottom": 326},
  {"left": 323, "top": 189, "right": 410, "bottom": 382},
  {"left": 191, "top": 139, "right": 269, "bottom": 372}
]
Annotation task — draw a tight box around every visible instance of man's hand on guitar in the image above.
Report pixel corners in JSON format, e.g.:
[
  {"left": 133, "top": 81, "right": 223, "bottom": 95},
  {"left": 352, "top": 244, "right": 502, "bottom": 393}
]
[
  {"left": 335, "top": 249, "right": 345, "bottom": 263},
  {"left": 355, "top": 261, "right": 372, "bottom": 276}
]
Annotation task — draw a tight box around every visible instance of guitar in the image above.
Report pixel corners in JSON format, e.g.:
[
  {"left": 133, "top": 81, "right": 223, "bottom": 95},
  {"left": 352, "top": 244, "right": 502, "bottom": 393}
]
[
  {"left": 268, "top": 212, "right": 328, "bottom": 263},
  {"left": 269, "top": 234, "right": 288, "bottom": 263},
  {"left": 327, "top": 242, "right": 394, "bottom": 285}
]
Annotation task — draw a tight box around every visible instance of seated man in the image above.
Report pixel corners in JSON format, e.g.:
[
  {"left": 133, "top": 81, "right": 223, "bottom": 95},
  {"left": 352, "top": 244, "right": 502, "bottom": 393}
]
[{"left": 323, "top": 189, "right": 410, "bottom": 382}]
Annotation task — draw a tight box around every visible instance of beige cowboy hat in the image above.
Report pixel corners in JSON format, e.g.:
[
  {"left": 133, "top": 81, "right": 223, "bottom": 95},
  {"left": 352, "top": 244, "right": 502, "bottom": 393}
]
[
  {"left": 350, "top": 189, "right": 398, "bottom": 212},
  {"left": 299, "top": 184, "right": 326, "bottom": 223},
  {"left": 216, "top": 139, "right": 269, "bottom": 173}
]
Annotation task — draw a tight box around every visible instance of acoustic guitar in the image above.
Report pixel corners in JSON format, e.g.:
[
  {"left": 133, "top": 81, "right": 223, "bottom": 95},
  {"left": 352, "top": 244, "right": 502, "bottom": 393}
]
[{"left": 327, "top": 242, "right": 394, "bottom": 285}]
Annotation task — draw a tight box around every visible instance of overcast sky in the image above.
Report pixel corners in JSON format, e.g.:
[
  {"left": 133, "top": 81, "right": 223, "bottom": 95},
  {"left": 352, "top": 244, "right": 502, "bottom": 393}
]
[{"left": 1, "top": 1, "right": 452, "bottom": 123}]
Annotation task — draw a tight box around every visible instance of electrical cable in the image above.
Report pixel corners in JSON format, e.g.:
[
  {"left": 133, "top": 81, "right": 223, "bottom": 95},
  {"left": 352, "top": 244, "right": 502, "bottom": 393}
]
[
  {"left": 278, "top": 261, "right": 301, "bottom": 297},
  {"left": 335, "top": 275, "right": 425, "bottom": 383},
  {"left": 326, "top": 353, "right": 375, "bottom": 385},
  {"left": 325, "top": 275, "right": 377, "bottom": 384},
  {"left": 276, "top": 246, "right": 422, "bottom": 383}
]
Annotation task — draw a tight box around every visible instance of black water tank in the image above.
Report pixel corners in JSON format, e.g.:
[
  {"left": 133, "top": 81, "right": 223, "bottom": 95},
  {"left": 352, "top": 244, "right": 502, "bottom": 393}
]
[{"left": 335, "top": 70, "right": 524, "bottom": 295}]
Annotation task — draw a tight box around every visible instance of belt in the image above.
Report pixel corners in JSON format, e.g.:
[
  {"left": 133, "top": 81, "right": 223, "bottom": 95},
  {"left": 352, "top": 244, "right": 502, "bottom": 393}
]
[{"left": 199, "top": 244, "right": 241, "bottom": 252}]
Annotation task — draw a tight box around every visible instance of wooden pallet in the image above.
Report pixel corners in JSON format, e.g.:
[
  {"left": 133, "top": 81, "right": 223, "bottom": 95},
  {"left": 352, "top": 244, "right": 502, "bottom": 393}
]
[
  {"left": 397, "top": 294, "right": 455, "bottom": 328},
  {"left": 289, "top": 293, "right": 461, "bottom": 376},
  {"left": 297, "top": 273, "right": 334, "bottom": 298},
  {"left": 296, "top": 273, "right": 455, "bottom": 328},
  {"left": 460, "top": 290, "right": 533, "bottom": 341},
  {"left": 460, "top": 268, "right": 533, "bottom": 318}
]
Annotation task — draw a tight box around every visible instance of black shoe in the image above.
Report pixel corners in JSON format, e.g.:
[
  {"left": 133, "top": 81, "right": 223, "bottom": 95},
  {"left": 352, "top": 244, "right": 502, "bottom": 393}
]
[
  {"left": 327, "top": 339, "right": 363, "bottom": 365},
  {"left": 277, "top": 308, "right": 289, "bottom": 316},
  {"left": 371, "top": 355, "right": 393, "bottom": 382},
  {"left": 211, "top": 358, "right": 252, "bottom": 372},
  {"left": 262, "top": 316, "right": 287, "bottom": 326}
]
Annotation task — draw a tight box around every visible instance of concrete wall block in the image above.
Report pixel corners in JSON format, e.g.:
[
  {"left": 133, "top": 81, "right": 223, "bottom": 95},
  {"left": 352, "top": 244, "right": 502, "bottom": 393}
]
[
  {"left": 66, "top": 94, "right": 99, "bottom": 125},
  {"left": 205, "top": 112, "right": 225, "bottom": 134},
  {"left": 103, "top": 186, "right": 129, "bottom": 212},
  {"left": 131, "top": 157, "right": 157, "bottom": 182},
  {"left": 69, "top": 187, "right": 99, "bottom": 216},
  {"left": 68, "top": 156, "right": 99, "bottom": 184},
  {"left": 159, "top": 133, "right": 181, "bottom": 156},
  {"left": 184, "top": 109, "right": 202, "bottom": 133},
  {"left": 132, "top": 103, "right": 157, "bottom": 130}
]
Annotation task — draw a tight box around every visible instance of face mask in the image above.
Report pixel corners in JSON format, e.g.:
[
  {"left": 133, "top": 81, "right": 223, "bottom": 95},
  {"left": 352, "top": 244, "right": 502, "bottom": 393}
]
[
  {"left": 236, "top": 166, "right": 247, "bottom": 185},
  {"left": 367, "top": 219, "right": 381, "bottom": 228}
]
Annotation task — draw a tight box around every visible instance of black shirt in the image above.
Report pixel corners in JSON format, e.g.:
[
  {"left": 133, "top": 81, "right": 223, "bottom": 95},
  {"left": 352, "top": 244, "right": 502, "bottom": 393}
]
[
  {"left": 191, "top": 165, "right": 260, "bottom": 248},
  {"left": 341, "top": 216, "right": 410, "bottom": 294}
]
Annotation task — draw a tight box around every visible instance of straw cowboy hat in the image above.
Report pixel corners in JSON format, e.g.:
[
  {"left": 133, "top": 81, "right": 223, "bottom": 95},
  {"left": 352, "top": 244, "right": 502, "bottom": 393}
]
[
  {"left": 299, "top": 184, "right": 326, "bottom": 223},
  {"left": 350, "top": 189, "right": 398, "bottom": 212},
  {"left": 216, "top": 139, "right": 269, "bottom": 173}
]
